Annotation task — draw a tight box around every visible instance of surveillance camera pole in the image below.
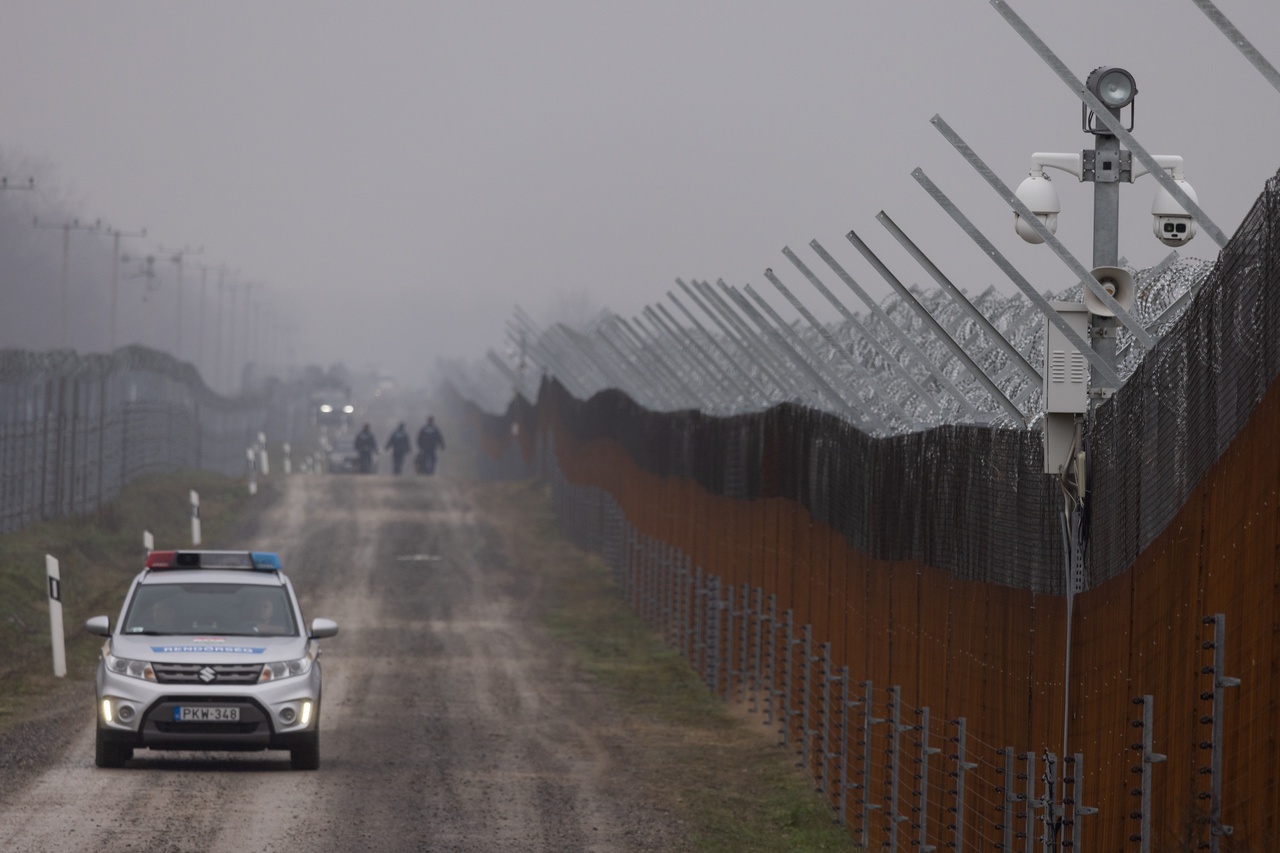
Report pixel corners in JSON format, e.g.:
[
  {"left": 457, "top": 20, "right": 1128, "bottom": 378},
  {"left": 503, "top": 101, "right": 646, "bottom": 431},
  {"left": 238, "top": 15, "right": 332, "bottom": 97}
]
[{"left": 1088, "top": 119, "right": 1123, "bottom": 399}]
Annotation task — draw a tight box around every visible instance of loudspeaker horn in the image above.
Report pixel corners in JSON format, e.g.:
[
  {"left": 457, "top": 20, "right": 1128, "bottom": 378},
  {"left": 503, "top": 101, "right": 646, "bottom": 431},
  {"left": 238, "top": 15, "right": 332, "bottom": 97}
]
[{"left": 1083, "top": 266, "right": 1135, "bottom": 317}]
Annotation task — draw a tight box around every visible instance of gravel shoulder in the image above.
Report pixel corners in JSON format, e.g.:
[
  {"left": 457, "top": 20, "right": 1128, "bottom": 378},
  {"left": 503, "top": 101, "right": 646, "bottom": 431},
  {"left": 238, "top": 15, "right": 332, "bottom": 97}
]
[
  {"left": 0, "top": 471, "right": 860, "bottom": 853},
  {"left": 0, "top": 473, "right": 681, "bottom": 852}
]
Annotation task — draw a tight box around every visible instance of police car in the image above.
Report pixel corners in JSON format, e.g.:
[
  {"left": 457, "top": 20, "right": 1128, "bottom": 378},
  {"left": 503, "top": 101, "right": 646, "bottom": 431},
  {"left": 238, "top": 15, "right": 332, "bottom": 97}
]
[{"left": 85, "top": 550, "right": 338, "bottom": 770}]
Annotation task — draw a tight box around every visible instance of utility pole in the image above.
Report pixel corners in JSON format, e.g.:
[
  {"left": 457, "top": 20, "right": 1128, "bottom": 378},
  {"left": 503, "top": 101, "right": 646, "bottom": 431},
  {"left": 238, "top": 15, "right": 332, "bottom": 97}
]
[
  {"left": 33, "top": 217, "right": 99, "bottom": 349},
  {"left": 105, "top": 226, "right": 146, "bottom": 351},
  {"left": 0, "top": 178, "right": 36, "bottom": 334},
  {"left": 213, "top": 267, "right": 231, "bottom": 392},
  {"left": 238, "top": 281, "right": 262, "bottom": 392},
  {"left": 190, "top": 262, "right": 226, "bottom": 383},
  {"left": 163, "top": 246, "right": 202, "bottom": 361},
  {"left": 225, "top": 279, "right": 238, "bottom": 392},
  {"left": 122, "top": 253, "right": 160, "bottom": 349}
]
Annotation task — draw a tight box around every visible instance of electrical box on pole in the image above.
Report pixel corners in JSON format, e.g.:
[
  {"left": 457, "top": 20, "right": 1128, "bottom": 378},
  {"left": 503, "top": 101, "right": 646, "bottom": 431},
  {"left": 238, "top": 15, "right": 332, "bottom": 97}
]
[{"left": 1043, "top": 301, "right": 1089, "bottom": 474}]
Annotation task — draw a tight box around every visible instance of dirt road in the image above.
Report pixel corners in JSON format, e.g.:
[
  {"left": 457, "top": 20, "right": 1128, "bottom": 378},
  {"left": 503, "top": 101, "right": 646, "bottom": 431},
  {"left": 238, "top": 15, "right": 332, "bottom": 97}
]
[{"left": 0, "top": 473, "right": 680, "bottom": 852}]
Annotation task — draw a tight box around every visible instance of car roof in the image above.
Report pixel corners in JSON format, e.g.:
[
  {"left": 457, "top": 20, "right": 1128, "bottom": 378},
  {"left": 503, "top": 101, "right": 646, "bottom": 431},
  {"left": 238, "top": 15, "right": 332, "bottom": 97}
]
[{"left": 137, "top": 569, "right": 286, "bottom": 586}]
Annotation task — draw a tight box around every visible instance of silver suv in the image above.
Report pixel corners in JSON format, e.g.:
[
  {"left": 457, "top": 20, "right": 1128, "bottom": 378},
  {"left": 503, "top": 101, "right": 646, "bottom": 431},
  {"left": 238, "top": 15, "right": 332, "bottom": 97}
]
[{"left": 85, "top": 550, "right": 338, "bottom": 770}]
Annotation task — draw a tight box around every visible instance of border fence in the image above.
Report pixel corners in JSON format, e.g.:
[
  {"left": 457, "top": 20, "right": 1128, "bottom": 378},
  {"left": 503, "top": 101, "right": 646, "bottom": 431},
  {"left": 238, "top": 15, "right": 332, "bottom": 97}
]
[
  {"left": 0, "top": 345, "right": 302, "bottom": 533},
  {"left": 446, "top": 169, "right": 1280, "bottom": 849}
]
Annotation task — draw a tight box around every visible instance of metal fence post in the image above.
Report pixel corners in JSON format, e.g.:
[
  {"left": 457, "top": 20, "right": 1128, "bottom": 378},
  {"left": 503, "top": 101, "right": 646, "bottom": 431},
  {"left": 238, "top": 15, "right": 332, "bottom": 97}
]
[
  {"left": 750, "top": 587, "right": 764, "bottom": 712},
  {"left": 1200, "top": 614, "right": 1240, "bottom": 850},
  {"left": 707, "top": 575, "right": 722, "bottom": 696},
  {"left": 915, "top": 707, "right": 939, "bottom": 852},
  {"left": 780, "top": 609, "right": 796, "bottom": 745},
  {"left": 1036, "top": 750, "right": 1059, "bottom": 852},
  {"left": 1064, "top": 752, "right": 1096, "bottom": 851},
  {"left": 1129, "top": 695, "right": 1166, "bottom": 852},
  {"left": 835, "top": 666, "right": 856, "bottom": 827},
  {"left": 738, "top": 583, "right": 750, "bottom": 704},
  {"left": 886, "top": 685, "right": 906, "bottom": 850},
  {"left": 798, "top": 624, "right": 814, "bottom": 774},
  {"left": 1000, "top": 747, "right": 1019, "bottom": 852},
  {"left": 726, "top": 584, "right": 737, "bottom": 700},
  {"left": 817, "top": 641, "right": 834, "bottom": 796},
  {"left": 862, "top": 681, "right": 882, "bottom": 848},
  {"left": 1023, "top": 751, "right": 1037, "bottom": 853},
  {"left": 763, "top": 594, "right": 778, "bottom": 725},
  {"left": 949, "top": 717, "right": 977, "bottom": 850},
  {"left": 693, "top": 566, "right": 706, "bottom": 680}
]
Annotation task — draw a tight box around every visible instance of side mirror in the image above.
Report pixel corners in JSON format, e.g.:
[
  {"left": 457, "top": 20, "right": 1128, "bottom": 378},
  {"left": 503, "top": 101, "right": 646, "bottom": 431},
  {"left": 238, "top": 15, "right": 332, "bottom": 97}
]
[
  {"left": 310, "top": 617, "right": 338, "bottom": 639},
  {"left": 85, "top": 615, "right": 111, "bottom": 636}
]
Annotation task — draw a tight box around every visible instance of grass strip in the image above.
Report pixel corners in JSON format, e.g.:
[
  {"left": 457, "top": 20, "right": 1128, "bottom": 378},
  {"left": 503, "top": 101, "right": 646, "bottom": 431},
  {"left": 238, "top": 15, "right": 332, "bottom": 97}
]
[
  {"left": 477, "top": 477, "right": 862, "bottom": 853},
  {"left": 0, "top": 470, "right": 262, "bottom": 731}
]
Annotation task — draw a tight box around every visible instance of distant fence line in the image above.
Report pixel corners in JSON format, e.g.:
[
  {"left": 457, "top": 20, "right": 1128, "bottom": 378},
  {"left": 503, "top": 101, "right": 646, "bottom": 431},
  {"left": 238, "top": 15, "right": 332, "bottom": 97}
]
[
  {"left": 446, "top": 170, "right": 1280, "bottom": 849},
  {"left": 0, "top": 345, "right": 305, "bottom": 533}
]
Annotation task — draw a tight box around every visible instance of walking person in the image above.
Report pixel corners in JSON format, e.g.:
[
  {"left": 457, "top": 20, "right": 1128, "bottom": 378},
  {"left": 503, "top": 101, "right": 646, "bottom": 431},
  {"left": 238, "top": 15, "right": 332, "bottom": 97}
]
[
  {"left": 415, "top": 416, "right": 446, "bottom": 475},
  {"left": 385, "top": 422, "right": 411, "bottom": 475},
  {"left": 354, "top": 422, "right": 378, "bottom": 474}
]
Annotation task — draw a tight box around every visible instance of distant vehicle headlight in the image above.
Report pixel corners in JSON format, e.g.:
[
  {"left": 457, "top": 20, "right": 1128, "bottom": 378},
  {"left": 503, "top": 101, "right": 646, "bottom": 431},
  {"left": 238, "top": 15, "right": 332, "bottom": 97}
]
[
  {"left": 342, "top": 405, "right": 355, "bottom": 414},
  {"left": 319, "top": 404, "right": 333, "bottom": 413}
]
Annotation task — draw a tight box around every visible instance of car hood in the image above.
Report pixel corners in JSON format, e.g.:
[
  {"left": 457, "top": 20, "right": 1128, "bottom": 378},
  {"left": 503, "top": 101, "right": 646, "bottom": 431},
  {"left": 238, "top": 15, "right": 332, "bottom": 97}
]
[{"left": 112, "top": 633, "right": 309, "bottom": 662}]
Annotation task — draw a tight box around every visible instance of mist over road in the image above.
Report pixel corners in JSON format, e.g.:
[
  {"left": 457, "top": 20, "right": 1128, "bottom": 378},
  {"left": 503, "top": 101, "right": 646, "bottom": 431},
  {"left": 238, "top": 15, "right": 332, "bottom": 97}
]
[{"left": 0, "top": 474, "right": 674, "bottom": 852}]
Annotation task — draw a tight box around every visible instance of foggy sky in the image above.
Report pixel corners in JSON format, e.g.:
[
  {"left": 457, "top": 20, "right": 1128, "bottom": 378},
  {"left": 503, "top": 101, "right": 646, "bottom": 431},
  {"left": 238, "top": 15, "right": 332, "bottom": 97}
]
[{"left": 1, "top": 1, "right": 1277, "bottom": 392}]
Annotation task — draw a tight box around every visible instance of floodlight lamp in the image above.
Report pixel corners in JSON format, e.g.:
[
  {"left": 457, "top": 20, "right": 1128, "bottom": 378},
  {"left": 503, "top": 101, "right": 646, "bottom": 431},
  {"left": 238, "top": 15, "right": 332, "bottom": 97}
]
[
  {"left": 1087, "top": 66, "right": 1136, "bottom": 109},
  {"left": 1082, "top": 66, "right": 1137, "bottom": 134}
]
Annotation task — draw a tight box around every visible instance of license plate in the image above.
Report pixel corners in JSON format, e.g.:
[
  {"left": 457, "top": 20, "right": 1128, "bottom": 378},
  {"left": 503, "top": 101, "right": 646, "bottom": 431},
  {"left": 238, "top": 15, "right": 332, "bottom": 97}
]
[{"left": 174, "top": 706, "right": 240, "bottom": 722}]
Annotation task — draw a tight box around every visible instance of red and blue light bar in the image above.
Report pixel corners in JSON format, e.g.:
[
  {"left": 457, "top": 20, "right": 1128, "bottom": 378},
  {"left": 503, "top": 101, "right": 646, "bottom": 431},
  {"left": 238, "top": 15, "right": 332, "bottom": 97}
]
[{"left": 144, "top": 550, "right": 283, "bottom": 571}]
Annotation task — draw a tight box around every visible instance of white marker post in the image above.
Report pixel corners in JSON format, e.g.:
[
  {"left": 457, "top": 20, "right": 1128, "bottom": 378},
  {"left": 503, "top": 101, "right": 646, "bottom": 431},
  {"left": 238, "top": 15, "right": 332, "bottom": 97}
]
[
  {"left": 283, "top": 442, "right": 292, "bottom": 475},
  {"left": 190, "top": 489, "right": 201, "bottom": 545},
  {"left": 247, "top": 447, "right": 258, "bottom": 495},
  {"left": 143, "top": 530, "right": 154, "bottom": 555},
  {"left": 258, "top": 432, "right": 270, "bottom": 475},
  {"left": 45, "top": 555, "right": 66, "bottom": 678}
]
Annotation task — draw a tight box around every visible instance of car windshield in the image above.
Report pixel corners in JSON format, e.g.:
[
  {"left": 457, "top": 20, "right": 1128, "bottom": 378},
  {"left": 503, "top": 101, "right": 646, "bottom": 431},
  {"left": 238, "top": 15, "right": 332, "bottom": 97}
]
[{"left": 122, "top": 583, "right": 298, "bottom": 637}]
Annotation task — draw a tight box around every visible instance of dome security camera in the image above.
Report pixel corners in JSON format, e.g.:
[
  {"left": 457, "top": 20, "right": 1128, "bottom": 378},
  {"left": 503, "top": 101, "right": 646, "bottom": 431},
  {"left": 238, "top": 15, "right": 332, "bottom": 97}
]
[
  {"left": 1151, "top": 179, "right": 1198, "bottom": 246},
  {"left": 1013, "top": 172, "right": 1061, "bottom": 244}
]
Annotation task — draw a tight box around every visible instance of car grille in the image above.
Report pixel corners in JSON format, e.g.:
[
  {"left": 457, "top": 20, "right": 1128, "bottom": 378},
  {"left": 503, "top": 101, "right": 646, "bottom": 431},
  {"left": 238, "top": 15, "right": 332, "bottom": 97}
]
[
  {"left": 152, "top": 662, "right": 263, "bottom": 684},
  {"left": 153, "top": 721, "right": 261, "bottom": 734}
]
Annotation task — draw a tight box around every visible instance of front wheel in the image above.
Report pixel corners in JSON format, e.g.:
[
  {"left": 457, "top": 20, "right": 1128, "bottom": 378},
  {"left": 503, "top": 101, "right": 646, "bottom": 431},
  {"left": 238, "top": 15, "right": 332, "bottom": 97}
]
[
  {"left": 95, "top": 727, "right": 133, "bottom": 768},
  {"left": 290, "top": 730, "right": 320, "bottom": 770}
]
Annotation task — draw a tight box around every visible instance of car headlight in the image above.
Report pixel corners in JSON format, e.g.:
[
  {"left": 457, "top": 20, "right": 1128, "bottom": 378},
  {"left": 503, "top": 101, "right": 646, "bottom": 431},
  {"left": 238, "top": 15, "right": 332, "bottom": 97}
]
[
  {"left": 258, "top": 656, "right": 314, "bottom": 682},
  {"left": 105, "top": 653, "right": 156, "bottom": 681}
]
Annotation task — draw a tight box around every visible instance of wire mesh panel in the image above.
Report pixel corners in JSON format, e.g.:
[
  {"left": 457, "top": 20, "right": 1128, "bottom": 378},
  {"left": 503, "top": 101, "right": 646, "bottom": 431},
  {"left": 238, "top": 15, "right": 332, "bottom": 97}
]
[
  {"left": 1090, "top": 173, "right": 1280, "bottom": 583},
  {"left": 0, "top": 345, "right": 271, "bottom": 533}
]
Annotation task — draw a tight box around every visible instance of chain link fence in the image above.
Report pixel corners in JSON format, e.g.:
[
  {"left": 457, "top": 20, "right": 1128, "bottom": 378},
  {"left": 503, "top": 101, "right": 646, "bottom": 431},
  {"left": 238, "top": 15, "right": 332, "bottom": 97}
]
[{"left": 0, "top": 345, "right": 298, "bottom": 533}]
